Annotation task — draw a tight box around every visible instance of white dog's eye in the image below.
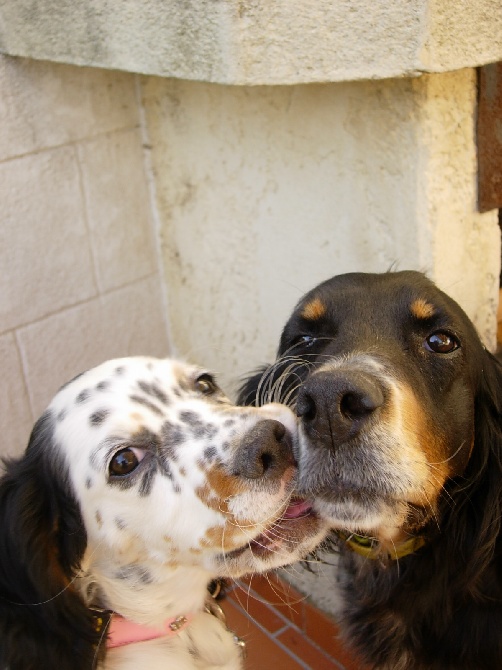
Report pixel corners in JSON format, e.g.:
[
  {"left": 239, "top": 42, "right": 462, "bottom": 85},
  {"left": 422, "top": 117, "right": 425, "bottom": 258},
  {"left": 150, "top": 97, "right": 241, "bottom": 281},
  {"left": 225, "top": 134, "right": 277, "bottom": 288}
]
[
  {"left": 109, "top": 447, "right": 145, "bottom": 476},
  {"left": 194, "top": 373, "right": 218, "bottom": 395}
]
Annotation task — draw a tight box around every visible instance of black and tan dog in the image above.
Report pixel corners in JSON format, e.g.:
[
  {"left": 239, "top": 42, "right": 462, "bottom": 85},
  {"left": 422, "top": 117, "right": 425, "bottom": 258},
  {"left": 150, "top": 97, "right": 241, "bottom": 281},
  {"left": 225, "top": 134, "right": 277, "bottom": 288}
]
[{"left": 239, "top": 271, "right": 502, "bottom": 670}]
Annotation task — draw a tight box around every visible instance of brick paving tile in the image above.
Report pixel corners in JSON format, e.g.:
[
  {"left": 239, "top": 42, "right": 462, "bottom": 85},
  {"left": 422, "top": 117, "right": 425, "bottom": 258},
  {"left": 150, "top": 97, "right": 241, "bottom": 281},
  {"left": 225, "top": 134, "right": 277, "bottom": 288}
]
[
  {"left": 237, "top": 574, "right": 306, "bottom": 629},
  {"left": 277, "top": 626, "right": 344, "bottom": 669},
  {"left": 226, "top": 588, "right": 286, "bottom": 634},
  {"left": 222, "top": 599, "right": 306, "bottom": 670},
  {"left": 220, "top": 573, "right": 368, "bottom": 670}
]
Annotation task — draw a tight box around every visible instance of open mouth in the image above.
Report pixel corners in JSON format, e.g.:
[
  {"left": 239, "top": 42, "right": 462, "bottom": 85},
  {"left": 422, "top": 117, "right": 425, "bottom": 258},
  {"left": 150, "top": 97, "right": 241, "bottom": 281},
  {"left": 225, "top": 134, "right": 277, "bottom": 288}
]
[
  {"left": 282, "top": 498, "right": 314, "bottom": 519},
  {"left": 224, "top": 497, "right": 317, "bottom": 560}
]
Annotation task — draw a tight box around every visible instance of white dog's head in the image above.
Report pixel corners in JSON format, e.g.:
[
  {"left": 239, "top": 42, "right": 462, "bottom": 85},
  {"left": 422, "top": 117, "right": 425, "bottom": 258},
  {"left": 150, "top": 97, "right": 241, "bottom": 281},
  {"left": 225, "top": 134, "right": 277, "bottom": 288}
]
[
  {"left": 0, "top": 357, "right": 327, "bottom": 669},
  {"left": 52, "top": 357, "right": 325, "bottom": 576}
]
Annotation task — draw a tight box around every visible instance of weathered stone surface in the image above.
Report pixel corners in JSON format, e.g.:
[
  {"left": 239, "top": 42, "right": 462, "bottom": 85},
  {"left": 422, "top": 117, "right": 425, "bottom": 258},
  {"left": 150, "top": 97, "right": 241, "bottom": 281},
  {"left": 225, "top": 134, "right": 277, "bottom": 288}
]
[
  {"left": 0, "top": 0, "right": 501, "bottom": 84},
  {"left": 17, "top": 277, "right": 170, "bottom": 417}
]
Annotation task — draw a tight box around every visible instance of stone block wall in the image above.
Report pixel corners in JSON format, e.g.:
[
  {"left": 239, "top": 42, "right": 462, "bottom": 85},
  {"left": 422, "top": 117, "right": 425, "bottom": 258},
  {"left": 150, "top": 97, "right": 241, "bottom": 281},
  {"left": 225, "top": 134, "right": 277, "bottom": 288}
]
[{"left": 0, "top": 56, "right": 170, "bottom": 457}]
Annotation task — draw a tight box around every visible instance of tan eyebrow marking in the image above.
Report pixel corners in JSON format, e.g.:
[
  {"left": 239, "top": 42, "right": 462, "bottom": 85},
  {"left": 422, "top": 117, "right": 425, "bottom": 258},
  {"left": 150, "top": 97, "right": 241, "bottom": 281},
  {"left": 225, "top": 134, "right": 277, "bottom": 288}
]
[
  {"left": 410, "top": 298, "right": 436, "bottom": 320},
  {"left": 301, "top": 297, "right": 326, "bottom": 321}
]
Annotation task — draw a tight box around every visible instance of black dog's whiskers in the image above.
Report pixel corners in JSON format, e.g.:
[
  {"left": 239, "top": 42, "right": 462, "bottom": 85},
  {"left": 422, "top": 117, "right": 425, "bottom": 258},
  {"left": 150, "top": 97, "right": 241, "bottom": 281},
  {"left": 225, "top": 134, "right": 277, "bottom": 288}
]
[
  {"left": 255, "top": 347, "right": 338, "bottom": 408},
  {"left": 256, "top": 357, "right": 312, "bottom": 407}
]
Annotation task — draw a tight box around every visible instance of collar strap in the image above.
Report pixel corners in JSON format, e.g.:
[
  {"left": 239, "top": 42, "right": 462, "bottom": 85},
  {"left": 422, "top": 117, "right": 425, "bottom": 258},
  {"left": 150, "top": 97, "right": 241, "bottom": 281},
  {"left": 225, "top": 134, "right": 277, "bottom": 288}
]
[
  {"left": 337, "top": 531, "right": 426, "bottom": 560},
  {"left": 107, "top": 613, "right": 193, "bottom": 648},
  {"left": 90, "top": 608, "right": 193, "bottom": 648}
]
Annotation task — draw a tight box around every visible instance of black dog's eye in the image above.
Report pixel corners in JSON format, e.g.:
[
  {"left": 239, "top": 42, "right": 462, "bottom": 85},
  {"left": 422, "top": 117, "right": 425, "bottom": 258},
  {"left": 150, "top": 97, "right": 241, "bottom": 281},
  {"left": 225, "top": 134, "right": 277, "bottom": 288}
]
[
  {"left": 295, "top": 335, "right": 317, "bottom": 348},
  {"left": 424, "top": 331, "right": 460, "bottom": 354},
  {"left": 194, "top": 373, "right": 218, "bottom": 395},
  {"left": 109, "top": 448, "right": 144, "bottom": 476}
]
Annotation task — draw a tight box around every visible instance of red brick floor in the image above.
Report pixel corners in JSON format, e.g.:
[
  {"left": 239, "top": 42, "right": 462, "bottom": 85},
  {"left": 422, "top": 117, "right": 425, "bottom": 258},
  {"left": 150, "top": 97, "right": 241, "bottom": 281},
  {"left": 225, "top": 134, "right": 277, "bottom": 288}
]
[{"left": 219, "top": 573, "right": 369, "bottom": 670}]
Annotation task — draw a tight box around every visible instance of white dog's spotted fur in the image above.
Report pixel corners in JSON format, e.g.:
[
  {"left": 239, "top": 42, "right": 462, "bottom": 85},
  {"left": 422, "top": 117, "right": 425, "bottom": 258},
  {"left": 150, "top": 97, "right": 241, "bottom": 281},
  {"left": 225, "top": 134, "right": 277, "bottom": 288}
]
[{"left": 0, "top": 357, "right": 328, "bottom": 670}]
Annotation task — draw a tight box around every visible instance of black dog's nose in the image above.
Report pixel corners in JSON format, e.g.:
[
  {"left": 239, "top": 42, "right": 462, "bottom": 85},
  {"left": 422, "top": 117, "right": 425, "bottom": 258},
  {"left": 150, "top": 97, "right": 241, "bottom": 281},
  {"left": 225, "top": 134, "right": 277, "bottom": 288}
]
[
  {"left": 234, "top": 420, "right": 293, "bottom": 479},
  {"left": 297, "top": 370, "right": 384, "bottom": 445}
]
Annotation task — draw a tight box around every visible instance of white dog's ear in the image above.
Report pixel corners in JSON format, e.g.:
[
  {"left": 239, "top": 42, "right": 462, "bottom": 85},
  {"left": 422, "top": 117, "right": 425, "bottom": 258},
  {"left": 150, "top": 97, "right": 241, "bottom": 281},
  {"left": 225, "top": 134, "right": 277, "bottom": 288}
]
[{"left": 0, "top": 411, "right": 105, "bottom": 669}]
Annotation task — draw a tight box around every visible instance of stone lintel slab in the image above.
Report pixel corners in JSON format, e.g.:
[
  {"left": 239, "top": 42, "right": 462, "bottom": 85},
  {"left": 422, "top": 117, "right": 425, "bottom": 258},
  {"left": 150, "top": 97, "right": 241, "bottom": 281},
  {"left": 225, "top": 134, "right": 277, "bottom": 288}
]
[{"left": 0, "top": 0, "right": 501, "bottom": 85}]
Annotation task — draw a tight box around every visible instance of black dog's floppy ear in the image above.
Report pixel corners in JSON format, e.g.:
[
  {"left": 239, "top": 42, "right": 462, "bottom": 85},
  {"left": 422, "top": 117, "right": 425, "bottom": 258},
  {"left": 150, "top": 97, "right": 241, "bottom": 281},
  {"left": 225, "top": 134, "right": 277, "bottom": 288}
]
[
  {"left": 469, "top": 348, "right": 502, "bottom": 482},
  {"left": 0, "top": 411, "right": 104, "bottom": 669},
  {"left": 443, "top": 349, "right": 502, "bottom": 591},
  {"left": 478, "top": 348, "right": 502, "bottom": 415}
]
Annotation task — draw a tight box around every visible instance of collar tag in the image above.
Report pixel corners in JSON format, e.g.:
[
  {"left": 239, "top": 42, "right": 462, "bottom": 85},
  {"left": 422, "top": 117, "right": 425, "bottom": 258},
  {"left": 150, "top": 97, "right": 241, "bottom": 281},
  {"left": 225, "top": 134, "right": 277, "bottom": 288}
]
[{"left": 337, "top": 531, "right": 426, "bottom": 560}]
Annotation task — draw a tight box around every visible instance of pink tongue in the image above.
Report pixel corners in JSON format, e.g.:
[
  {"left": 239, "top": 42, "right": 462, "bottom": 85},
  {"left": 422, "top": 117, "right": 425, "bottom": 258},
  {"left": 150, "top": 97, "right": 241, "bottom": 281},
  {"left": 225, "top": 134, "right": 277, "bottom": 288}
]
[{"left": 284, "top": 499, "right": 313, "bottom": 519}]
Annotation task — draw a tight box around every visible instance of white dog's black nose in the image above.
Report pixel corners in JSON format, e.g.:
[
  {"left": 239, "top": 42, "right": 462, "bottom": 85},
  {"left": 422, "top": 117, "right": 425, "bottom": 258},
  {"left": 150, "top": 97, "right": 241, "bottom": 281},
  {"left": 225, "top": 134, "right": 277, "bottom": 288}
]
[
  {"left": 234, "top": 420, "right": 293, "bottom": 479},
  {"left": 297, "top": 370, "right": 385, "bottom": 445}
]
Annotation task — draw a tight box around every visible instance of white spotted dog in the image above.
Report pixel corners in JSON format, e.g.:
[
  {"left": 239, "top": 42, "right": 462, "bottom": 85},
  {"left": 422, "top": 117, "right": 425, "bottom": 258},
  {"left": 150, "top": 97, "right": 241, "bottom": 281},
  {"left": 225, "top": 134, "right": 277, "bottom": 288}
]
[{"left": 0, "top": 357, "right": 328, "bottom": 670}]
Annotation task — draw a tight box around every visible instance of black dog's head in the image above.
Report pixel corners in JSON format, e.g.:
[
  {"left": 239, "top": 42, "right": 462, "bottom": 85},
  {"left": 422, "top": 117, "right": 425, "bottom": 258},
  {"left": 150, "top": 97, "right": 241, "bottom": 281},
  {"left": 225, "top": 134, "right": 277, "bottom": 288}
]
[{"left": 239, "top": 271, "right": 502, "bottom": 557}]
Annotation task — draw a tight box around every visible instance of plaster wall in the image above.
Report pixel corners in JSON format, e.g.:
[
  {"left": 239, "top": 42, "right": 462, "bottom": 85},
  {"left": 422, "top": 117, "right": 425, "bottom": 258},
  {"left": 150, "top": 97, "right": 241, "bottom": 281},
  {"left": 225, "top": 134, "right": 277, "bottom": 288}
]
[
  {"left": 140, "top": 69, "right": 499, "bottom": 392},
  {"left": 0, "top": 56, "right": 170, "bottom": 456}
]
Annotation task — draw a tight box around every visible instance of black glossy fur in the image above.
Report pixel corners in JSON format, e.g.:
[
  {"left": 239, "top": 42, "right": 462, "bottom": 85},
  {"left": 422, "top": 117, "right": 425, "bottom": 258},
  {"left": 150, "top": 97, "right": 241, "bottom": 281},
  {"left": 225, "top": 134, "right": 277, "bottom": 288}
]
[
  {"left": 0, "top": 412, "right": 102, "bottom": 670},
  {"left": 238, "top": 271, "right": 502, "bottom": 669}
]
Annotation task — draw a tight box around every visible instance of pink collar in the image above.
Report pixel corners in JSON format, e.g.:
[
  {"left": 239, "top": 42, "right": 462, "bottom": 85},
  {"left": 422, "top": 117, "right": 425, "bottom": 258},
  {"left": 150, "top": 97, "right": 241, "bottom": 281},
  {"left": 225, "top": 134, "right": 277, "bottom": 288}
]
[{"left": 107, "top": 612, "right": 193, "bottom": 648}]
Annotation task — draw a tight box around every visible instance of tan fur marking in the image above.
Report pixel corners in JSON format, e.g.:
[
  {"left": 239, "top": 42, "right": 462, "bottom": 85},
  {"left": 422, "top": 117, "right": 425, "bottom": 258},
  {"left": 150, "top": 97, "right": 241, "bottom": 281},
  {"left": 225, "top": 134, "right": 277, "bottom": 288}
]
[
  {"left": 204, "top": 522, "right": 254, "bottom": 551},
  {"left": 402, "top": 389, "right": 447, "bottom": 472},
  {"left": 394, "top": 383, "right": 450, "bottom": 510},
  {"left": 301, "top": 297, "right": 326, "bottom": 321},
  {"left": 410, "top": 298, "right": 436, "bottom": 320},
  {"left": 197, "top": 467, "right": 245, "bottom": 514},
  {"left": 205, "top": 526, "right": 223, "bottom": 543},
  {"left": 196, "top": 483, "right": 221, "bottom": 513}
]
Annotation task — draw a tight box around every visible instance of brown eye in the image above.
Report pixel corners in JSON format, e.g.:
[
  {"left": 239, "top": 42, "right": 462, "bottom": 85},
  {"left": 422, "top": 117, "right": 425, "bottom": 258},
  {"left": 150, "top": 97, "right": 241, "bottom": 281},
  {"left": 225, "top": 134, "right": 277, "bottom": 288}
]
[
  {"left": 425, "top": 331, "right": 459, "bottom": 354},
  {"left": 194, "top": 374, "right": 218, "bottom": 395},
  {"left": 109, "top": 448, "right": 142, "bottom": 476}
]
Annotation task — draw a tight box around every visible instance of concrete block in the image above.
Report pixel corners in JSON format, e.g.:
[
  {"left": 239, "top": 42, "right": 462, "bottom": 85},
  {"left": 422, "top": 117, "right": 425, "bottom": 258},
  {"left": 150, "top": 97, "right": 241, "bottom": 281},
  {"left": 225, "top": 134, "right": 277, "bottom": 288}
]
[
  {"left": 0, "top": 333, "right": 34, "bottom": 458},
  {"left": 0, "top": 55, "right": 139, "bottom": 162},
  {"left": 78, "top": 128, "right": 157, "bottom": 292},
  {"left": 0, "top": 147, "right": 97, "bottom": 333},
  {"left": 0, "top": 1, "right": 501, "bottom": 84},
  {"left": 17, "top": 277, "right": 170, "bottom": 417}
]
